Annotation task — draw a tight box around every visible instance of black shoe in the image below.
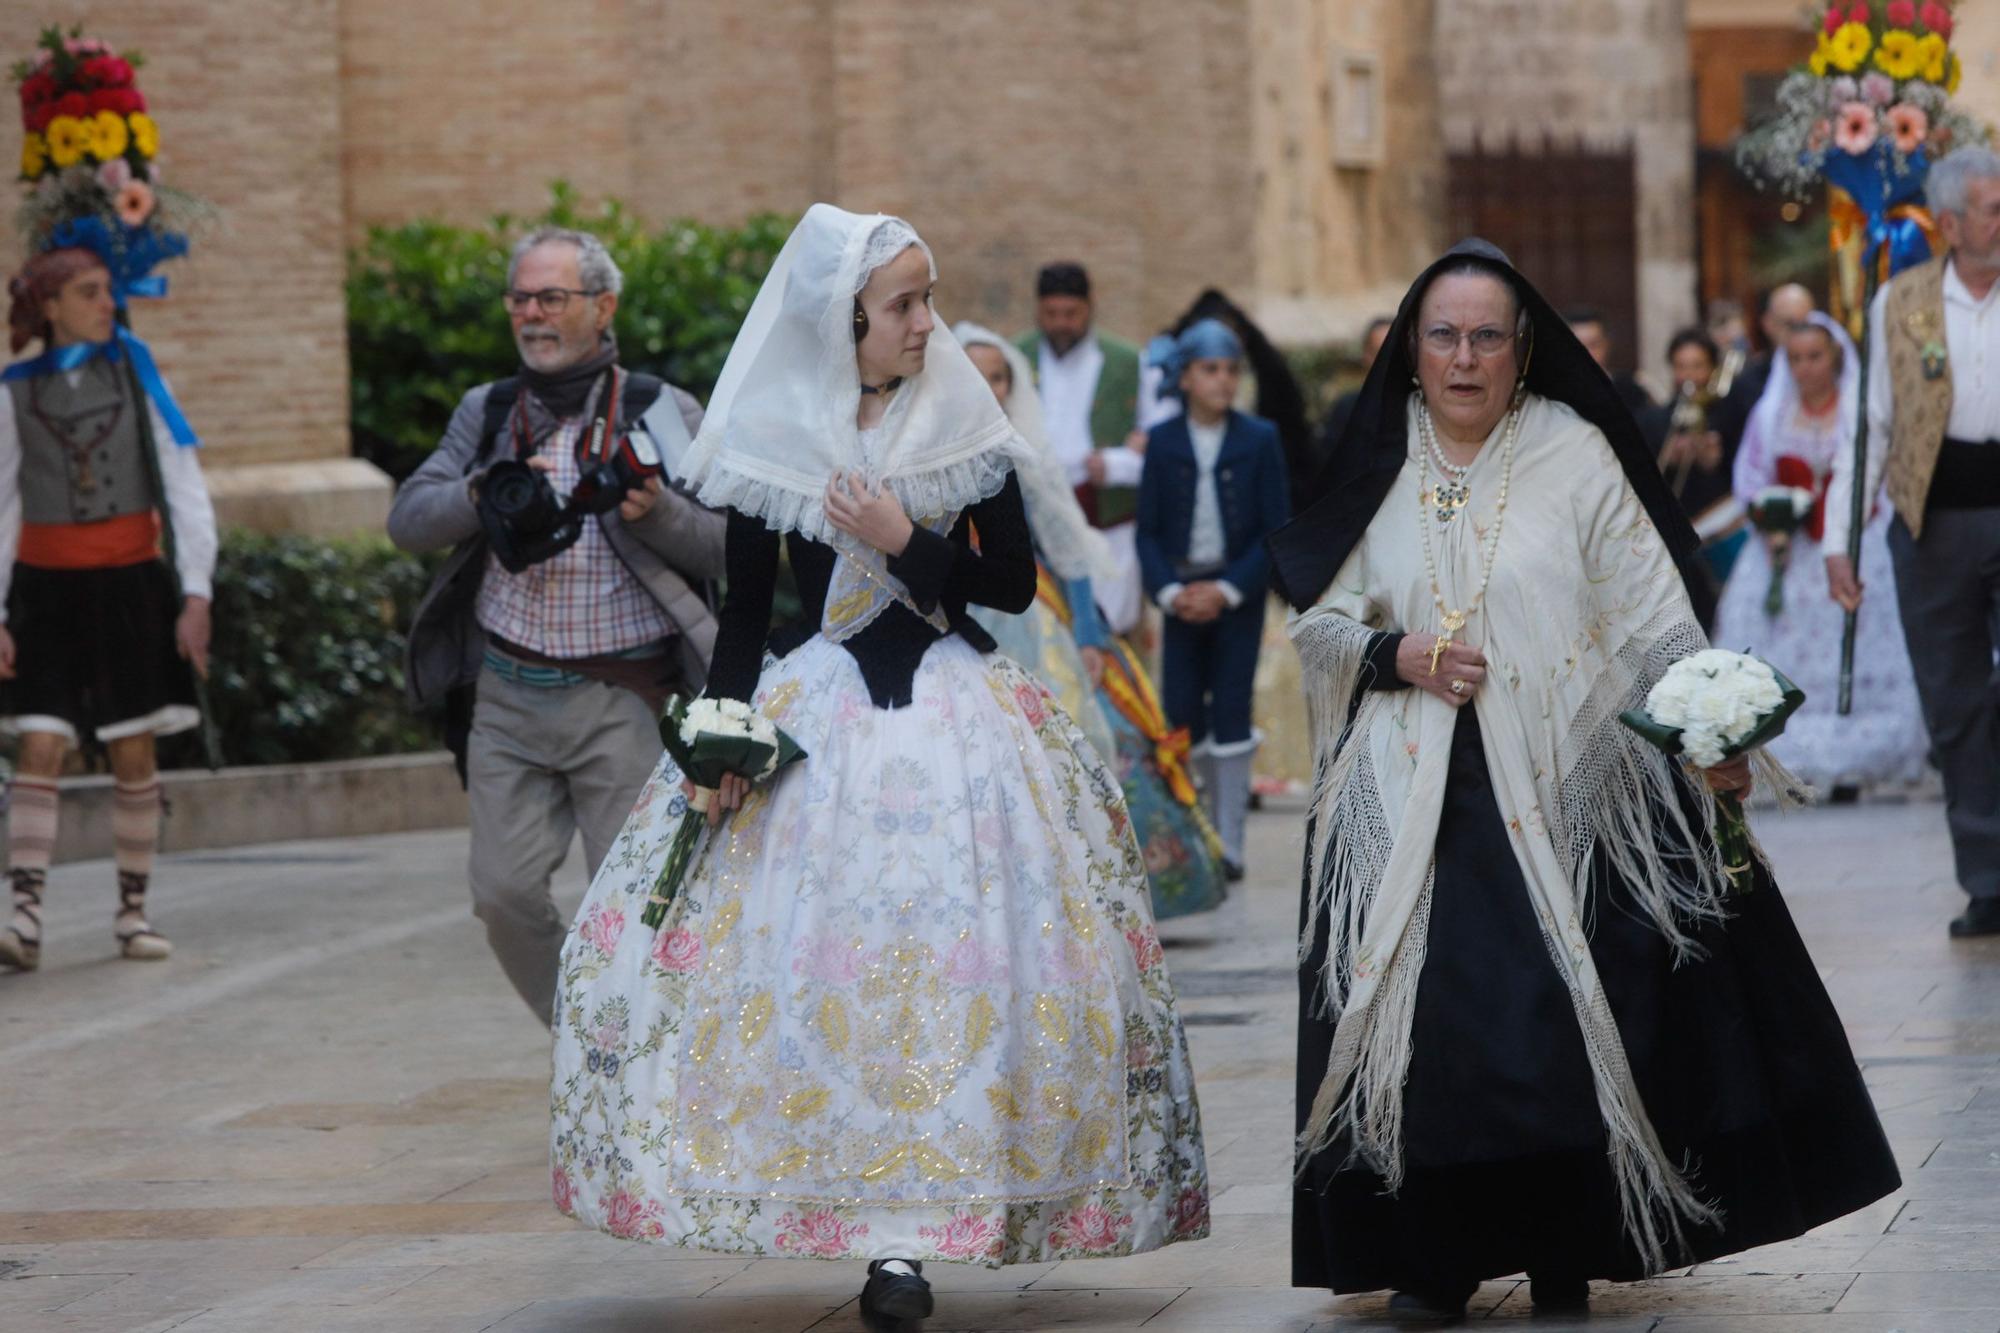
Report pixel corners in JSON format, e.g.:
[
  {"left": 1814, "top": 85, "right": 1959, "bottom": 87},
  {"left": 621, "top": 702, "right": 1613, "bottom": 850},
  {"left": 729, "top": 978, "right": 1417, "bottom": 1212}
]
[
  {"left": 861, "top": 1260, "right": 933, "bottom": 1322},
  {"left": 1529, "top": 1273, "right": 1589, "bottom": 1312},
  {"left": 1828, "top": 783, "right": 1860, "bottom": 805},
  {"left": 1949, "top": 899, "right": 2000, "bottom": 939},
  {"left": 1223, "top": 860, "right": 1246, "bottom": 883},
  {"left": 1387, "top": 1288, "right": 1469, "bottom": 1323}
]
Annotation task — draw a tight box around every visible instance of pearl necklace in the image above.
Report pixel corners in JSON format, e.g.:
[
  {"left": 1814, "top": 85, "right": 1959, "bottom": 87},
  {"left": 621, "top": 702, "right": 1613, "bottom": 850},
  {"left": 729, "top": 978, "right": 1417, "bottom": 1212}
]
[
  {"left": 1423, "top": 428, "right": 1472, "bottom": 523},
  {"left": 1416, "top": 392, "right": 1520, "bottom": 675}
]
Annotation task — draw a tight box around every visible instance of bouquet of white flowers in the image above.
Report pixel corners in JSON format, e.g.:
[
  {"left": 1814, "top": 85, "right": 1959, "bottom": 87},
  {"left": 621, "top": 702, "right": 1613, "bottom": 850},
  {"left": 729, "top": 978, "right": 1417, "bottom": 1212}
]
[
  {"left": 641, "top": 695, "right": 806, "bottom": 929},
  {"left": 1619, "top": 650, "right": 1805, "bottom": 893},
  {"left": 1747, "top": 484, "right": 1818, "bottom": 619}
]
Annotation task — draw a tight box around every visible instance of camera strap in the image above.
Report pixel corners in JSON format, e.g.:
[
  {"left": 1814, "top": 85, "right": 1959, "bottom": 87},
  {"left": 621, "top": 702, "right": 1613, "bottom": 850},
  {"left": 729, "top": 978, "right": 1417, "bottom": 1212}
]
[{"left": 507, "top": 366, "right": 618, "bottom": 465}]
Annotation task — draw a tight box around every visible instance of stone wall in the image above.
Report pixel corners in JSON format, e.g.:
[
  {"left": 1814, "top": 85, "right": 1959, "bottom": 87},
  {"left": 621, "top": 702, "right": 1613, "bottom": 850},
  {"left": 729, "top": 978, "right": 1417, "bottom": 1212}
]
[{"left": 1433, "top": 0, "right": 1697, "bottom": 379}]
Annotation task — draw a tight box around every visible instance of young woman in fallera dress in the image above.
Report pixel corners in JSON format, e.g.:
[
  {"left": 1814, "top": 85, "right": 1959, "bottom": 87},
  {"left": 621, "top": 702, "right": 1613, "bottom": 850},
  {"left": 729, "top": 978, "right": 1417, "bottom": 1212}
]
[{"left": 548, "top": 205, "right": 1209, "bottom": 1323}]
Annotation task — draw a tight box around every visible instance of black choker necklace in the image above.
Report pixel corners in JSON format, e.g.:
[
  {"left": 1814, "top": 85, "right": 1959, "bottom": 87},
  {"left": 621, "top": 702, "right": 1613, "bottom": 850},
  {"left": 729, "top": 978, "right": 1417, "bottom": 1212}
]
[{"left": 859, "top": 377, "right": 903, "bottom": 396}]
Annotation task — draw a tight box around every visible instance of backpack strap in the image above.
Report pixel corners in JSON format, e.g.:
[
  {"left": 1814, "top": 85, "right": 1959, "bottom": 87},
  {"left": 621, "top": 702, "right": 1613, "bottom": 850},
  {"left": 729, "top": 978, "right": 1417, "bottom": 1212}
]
[{"left": 473, "top": 377, "right": 521, "bottom": 468}]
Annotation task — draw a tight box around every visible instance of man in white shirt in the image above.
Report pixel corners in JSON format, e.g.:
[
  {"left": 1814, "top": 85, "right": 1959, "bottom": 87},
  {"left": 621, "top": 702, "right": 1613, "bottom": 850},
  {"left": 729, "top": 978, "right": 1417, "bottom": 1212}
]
[
  {"left": 1825, "top": 147, "right": 2000, "bottom": 939},
  {"left": 1014, "top": 263, "right": 1146, "bottom": 631}
]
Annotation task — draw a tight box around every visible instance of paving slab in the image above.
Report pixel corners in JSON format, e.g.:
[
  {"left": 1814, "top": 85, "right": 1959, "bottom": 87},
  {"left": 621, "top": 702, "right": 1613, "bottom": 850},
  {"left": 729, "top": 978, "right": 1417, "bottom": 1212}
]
[{"left": 0, "top": 796, "right": 1993, "bottom": 1330}]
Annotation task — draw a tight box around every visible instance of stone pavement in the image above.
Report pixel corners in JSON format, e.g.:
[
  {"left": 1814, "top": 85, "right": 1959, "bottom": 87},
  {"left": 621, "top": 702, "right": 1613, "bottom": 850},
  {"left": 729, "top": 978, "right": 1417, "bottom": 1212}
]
[{"left": 1, "top": 794, "right": 1996, "bottom": 1332}]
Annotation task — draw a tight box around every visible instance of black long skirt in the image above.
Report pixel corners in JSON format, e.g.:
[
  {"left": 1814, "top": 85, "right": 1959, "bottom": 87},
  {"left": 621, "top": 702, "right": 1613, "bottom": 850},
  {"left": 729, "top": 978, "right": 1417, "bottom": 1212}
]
[{"left": 1292, "top": 711, "right": 1900, "bottom": 1295}]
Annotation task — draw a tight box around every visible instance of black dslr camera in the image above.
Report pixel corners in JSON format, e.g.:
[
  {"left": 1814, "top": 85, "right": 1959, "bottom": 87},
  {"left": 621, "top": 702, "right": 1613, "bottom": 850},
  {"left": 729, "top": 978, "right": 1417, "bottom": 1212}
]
[{"left": 477, "top": 383, "right": 664, "bottom": 573}]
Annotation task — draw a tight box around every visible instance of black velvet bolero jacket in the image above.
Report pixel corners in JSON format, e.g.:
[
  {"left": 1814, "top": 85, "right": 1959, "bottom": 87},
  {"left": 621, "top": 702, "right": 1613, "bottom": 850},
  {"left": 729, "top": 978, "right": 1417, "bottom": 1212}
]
[{"left": 704, "top": 469, "right": 1036, "bottom": 710}]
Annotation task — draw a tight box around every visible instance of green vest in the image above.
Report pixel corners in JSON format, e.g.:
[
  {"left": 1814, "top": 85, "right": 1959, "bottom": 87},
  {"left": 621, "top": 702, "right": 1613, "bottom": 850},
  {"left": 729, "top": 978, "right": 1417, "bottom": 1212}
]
[{"left": 1014, "top": 330, "right": 1142, "bottom": 525}]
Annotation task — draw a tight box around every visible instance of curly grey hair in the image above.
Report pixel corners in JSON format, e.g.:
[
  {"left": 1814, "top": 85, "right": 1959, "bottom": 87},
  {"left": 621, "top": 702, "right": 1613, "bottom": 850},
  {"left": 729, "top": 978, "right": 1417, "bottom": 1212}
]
[
  {"left": 507, "top": 226, "right": 624, "bottom": 297},
  {"left": 1927, "top": 147, "right": 2000, "bottom": 219}
]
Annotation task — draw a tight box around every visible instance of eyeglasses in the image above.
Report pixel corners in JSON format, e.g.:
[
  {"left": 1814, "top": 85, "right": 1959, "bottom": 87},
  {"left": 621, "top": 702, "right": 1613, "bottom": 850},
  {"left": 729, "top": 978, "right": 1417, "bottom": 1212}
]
[
  {"left": 1419, "top": 325, "right": 1516, "bottom": 358},
  {"left": 502, "top": 287, "right": 603, "bottom": 315}
]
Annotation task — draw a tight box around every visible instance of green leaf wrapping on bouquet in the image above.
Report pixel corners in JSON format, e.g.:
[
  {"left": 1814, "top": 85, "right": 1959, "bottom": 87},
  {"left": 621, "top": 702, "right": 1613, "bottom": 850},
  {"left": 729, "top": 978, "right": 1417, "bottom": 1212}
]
[
  {"left": 641, "top": 695, "right": 809, "bottom": 929},
  {"left": 1615, "top": 664, "right": 1807, "bottom": 763}
]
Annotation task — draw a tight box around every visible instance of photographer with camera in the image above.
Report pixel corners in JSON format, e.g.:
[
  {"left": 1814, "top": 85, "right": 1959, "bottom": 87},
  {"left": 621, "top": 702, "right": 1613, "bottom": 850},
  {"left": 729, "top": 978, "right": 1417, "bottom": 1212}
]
[{"left": 388, "top": 227, "right": 725, "bottom": 1025}]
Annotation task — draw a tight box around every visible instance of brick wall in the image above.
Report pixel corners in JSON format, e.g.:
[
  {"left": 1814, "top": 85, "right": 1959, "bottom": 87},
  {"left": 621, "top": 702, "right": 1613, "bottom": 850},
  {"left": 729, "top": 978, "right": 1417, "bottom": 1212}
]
[{"left": 0, "top": 2, "right": 352, "bottom": 469}]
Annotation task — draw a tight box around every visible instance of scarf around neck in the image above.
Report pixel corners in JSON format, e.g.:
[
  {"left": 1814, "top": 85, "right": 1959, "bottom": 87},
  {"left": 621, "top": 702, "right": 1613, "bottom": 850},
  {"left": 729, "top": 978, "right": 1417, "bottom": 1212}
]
[{"left": 520, "top": 335, "right": 618, "bottom": 421}]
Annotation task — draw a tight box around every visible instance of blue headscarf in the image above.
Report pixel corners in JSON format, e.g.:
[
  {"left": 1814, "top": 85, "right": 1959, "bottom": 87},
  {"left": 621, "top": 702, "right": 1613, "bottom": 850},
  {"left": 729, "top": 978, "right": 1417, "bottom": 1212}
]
[{"left": 1146, "top": 317, "right": 1243, "bottom": 399}]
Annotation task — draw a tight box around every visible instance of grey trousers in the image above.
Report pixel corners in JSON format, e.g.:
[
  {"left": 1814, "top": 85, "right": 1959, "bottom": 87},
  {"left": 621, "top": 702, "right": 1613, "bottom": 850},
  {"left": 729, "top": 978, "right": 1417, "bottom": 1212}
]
[
  {"left": 466, "top": 666, "right": 662, "bottom": 1023},
  {"left": 1888, "top": 509, "right": 2000, "bottom": 900}
]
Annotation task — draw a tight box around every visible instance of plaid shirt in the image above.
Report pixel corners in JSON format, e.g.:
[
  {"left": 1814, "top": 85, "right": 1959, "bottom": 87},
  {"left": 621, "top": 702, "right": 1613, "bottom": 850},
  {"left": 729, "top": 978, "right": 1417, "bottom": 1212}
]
[{"left": 474, "top": 417, "right": 674, "bottom": 659}]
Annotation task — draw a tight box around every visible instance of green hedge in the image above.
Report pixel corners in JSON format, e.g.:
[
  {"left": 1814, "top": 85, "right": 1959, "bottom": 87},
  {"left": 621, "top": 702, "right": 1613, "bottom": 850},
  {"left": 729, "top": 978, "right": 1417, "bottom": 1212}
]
[
  {"left": 348, "top": 182, "right": 790, "bottom": 480},
  {"left": 158, "top": 531, "right": 441, "bottom": 769}
]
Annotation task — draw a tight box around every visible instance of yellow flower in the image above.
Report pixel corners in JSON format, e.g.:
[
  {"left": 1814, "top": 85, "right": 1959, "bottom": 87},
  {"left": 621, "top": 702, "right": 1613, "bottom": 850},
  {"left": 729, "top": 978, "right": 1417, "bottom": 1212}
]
[
  {"left": 90, "top": 110, "right": 128, "bottom": 160},
  {"left": 1830, "top": 21, "right": 1873, "bottom": 72},
  {"left": 19, "top": 131, "right": 47, "bottom": 179},
  {"left": 1811, "top": 32, "right": 1833, "bottom": 77},
  {"left": 1918, "top": 32, "right": 1948, "bottom": 83},
  {"left": 1874, "top": 29, "right": 1924, "bottom": 80},
  {"left": 129, "top": 112, "right": 158, "bottom": 159},
  {"left": 1948, "top": 51, "right": 1962, "bottom": 93},
  {"left": 44, "top": 115, "right": 89, "bottom": 169}
]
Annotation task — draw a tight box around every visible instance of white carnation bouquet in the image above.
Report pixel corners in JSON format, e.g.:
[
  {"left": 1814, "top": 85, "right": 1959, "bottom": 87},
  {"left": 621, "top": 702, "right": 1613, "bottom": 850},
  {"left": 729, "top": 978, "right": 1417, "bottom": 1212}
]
[
  {"left": 642, "top": 694, "right": 806, "bottom": 928},
  {"left": 1747, "top": 484, "right": 1819, "bottom": 619},
  {"left": 1620, "top": 650, "right": 1806, "bottom": 893}
]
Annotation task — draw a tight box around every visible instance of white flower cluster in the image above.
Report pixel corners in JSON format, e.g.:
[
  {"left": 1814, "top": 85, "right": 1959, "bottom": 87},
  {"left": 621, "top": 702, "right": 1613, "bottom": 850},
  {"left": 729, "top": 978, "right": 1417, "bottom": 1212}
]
[
  {"left": 1643, "top": 650, "right": 1786, "bottom": 769},
  {"left": 681, "top": 697, "right": 781, "bottom": 775},
  {"left": 1752, "top": 485, "right": 1816, "bottom": 523}
]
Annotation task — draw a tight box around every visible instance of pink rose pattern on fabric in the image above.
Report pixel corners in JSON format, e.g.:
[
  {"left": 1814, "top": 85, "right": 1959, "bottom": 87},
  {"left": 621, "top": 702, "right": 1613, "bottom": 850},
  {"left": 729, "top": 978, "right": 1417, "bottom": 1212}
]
[
  {"left": 792, "top": 932, "right": 862, "bottom": 984},
  {"left": 917, "top": 1209, "right": 1004, "bottom": 1262},
  {"left": 601, "top": 1187, "right": 667, "bottom": 1240},
  {"left": 1049, "top": 1202, "right": 1132, "bottom": 1254},
  {"left": 774, "top": 1208, "right": 869, "bottom": 1258},
  {"left": 578, "top": 903, "right": 625, "bottom": 958},
  {"left": 652, "top": 927, "right": 702, "bottom": 972},
  {"left": 551, "top": 1166, "right": 576, "bottom": 1216}
]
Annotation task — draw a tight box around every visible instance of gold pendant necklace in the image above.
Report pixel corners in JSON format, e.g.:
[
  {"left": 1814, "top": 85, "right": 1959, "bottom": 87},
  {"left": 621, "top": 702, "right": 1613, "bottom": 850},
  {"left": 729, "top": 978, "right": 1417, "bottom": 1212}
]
[{"left": 1416, "top": 392, "right": 1520, "bottom": 674}]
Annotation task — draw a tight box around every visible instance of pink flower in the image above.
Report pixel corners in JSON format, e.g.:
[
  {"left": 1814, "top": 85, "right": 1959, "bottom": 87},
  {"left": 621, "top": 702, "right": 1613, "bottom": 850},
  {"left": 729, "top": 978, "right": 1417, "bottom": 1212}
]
[
  {"left": 1835, "top": 102, "right": 1879, "bottom": 154},
  {"left": 551, "top": 1166, "right": 576, "bottom": 1215},
  {"left": 944, "top": 935, "right": 1009, "bottom": 986},
  {"left": 1861, "top": 71, "right": 1897, "bottom": 106},
  {"left": 918, "top": 1209, "right": 1004, "bottom": 1261},
  {"left": 651, "top": 926, "right": 702, "bottom": 972},
  {"left": 577, "top": 903, "right": 625, "bottom": 958},
  {"left": 1886, "top": 0, "right": 1917, "bottom": 25},
  {"left": 1824, "top": 4, "right": 1845, "bottom": 32},
  {"left": 114, "top": 180, "right": 155, "bottom": 228},
  {"left": 1169, "top": 1185, "right": 1211, "bottom": 1238},
  {"left": 775, "top": 1208, "right": 868, "bottom": 1258},
  {"left": 1831, "top": 75, "right": 1860, "bottom": 101},
  {"left": 1049, "top": 1202, "right": 1132, "bottom": 1254},
  {"left": 792, "top": 932, "right": 861, "bottom": 983},
  {"left": 1126, "top": 925, "right": 1163, "bottom": 971},
  {"left": 1888, "top": 101, "right": 1930, "bottom": 152},
  {"left": 1012, "top": 682, "right": 1048, "bottom": 729},
  {"left": 601, "top": 1187, "right": 666, "bottom": 1240},
  {"left": 1921, "top": 1, "right": 1953, "bottom": 36},
  {"left": 96, "top": 156, "right": 131, "bottom": 192},
  {"left": 1849, "top": 1, "right": 1871, "bottom": 21},
  {"left": 1808, "top": 118, "right": 1834, "bottom": 153}
]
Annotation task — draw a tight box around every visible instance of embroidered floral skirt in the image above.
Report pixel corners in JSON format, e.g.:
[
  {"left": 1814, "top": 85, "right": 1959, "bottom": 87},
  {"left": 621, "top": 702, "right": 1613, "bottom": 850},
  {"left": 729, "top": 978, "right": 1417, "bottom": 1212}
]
[{"left": 551, "top": 634, "right": 1210, "bottom": 1266}]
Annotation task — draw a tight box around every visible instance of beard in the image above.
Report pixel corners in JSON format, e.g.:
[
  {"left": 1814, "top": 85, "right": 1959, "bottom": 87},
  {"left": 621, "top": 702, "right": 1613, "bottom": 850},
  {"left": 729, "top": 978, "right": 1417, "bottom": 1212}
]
[{"left": 516, "top": 323, "right": 591, "bottom": 371}]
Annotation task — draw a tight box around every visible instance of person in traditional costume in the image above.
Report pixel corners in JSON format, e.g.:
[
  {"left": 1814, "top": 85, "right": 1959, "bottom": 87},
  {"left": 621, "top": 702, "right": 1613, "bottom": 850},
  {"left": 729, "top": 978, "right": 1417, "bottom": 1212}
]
[
  {"left": 1641, "top": 328, "right": 1746, "bottom": 602},
  {"left": 956, "top": 321, "right": 1227, "bottom": 920},
  {"left": 1138, "top": 320, "right": 1290, "bottom": 880},
  {"left": 0, "top": 247, "right": 215, "bottom": 971},
  {"left": 1014, "top": 262, "right": 1147, "bottom": 633},
  {"left": 1271, "top": 240, "right": 1899, "bottom": 1321},
  {"left": 549, "top": 206, "right": 1210, "bottom": 1324},
  {"left": 1826, "top": 146, "right": 2000, "bottom": 939},
  {"left": 1713, "top": 313, "right": 1927, "bottom": 798}
]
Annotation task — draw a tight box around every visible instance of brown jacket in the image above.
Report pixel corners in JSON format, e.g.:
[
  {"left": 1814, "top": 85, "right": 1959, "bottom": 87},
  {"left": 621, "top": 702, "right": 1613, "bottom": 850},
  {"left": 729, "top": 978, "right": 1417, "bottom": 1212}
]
[{"left": 1883, "top": 255, "right": 1955, "bottom": 539}]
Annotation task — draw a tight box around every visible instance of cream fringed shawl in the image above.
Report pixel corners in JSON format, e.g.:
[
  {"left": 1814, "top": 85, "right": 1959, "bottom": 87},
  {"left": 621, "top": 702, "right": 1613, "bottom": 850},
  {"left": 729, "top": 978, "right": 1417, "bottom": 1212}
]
[{"left": 1291, "top": 392, "right": 1761, "bottom": 1273}]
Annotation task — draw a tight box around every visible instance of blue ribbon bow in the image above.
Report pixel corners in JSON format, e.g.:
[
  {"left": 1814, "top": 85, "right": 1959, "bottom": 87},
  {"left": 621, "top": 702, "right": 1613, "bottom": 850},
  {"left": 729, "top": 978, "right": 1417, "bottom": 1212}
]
[{"left": 1, "top": 327, "right": 199, "bottom": 447}]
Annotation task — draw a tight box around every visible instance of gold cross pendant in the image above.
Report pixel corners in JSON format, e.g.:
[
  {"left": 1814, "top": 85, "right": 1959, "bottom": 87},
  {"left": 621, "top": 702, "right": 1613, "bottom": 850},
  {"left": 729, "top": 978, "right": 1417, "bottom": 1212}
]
[
  {"left": 1427, "top": 611, "right": 1467, "bottom": 675},
  {"left": 1428, "top": 634, "right": 1452, "bottom": 675}
]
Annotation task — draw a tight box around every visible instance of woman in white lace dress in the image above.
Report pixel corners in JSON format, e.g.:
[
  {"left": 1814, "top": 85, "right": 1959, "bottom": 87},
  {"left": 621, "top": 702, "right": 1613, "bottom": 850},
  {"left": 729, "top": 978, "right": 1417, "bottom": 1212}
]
[
  {"left": 1713, "top": 313, "right": 1928, "bottom": 795},
  {"left": 548, "top": 205, "right": 1209, "bottom": 1324}
]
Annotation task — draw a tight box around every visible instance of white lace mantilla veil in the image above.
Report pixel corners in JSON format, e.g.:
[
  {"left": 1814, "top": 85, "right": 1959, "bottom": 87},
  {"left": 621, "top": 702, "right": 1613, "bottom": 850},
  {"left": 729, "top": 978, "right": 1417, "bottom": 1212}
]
[
  {"left": 953, "top": 321, "right": 1119, "bottom": 585},
  {"left": 1734, "top": 311, "right": 1860, "bottom": 500},
  {"left": 675, "top": 203, "right": 1030, "bottom": 543}
]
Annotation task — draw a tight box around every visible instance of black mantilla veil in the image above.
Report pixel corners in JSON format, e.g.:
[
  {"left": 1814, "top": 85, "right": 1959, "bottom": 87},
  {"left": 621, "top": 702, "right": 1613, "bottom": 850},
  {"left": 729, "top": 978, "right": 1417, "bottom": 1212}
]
[{"left": 1267, "top": 239, "right": 1715, "bottom": 627}]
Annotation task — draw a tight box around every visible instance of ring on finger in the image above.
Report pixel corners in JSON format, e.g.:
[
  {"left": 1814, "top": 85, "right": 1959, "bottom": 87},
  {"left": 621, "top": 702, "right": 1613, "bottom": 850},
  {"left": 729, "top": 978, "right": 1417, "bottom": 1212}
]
[{"left": 1449, "top": 679, "right": 1466, "bottom": 696}]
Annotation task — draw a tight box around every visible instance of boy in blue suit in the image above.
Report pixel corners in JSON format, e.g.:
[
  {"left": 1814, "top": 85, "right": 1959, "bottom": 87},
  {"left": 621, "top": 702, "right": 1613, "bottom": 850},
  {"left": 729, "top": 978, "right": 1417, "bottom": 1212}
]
[{"left": 1136, "top": 319, "right": 1290, "bottom": 878}]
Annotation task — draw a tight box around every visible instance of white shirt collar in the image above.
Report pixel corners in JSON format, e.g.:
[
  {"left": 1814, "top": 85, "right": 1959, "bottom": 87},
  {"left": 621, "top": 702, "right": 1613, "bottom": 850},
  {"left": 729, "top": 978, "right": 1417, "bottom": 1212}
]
[{"left": 1944, "top": 258, "right": 2000, "bottom": 312}]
